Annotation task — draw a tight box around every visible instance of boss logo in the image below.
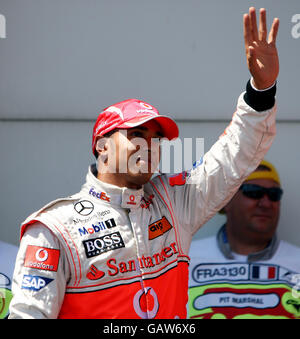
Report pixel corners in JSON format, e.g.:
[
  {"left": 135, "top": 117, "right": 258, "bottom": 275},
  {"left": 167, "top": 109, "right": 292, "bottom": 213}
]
[{"left": 83, "top": 232, "right": 125, "bottom": 258}]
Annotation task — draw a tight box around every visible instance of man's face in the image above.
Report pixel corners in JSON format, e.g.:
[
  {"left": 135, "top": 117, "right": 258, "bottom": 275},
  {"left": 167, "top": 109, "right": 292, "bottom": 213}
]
[
  {"left": 97, "top": 120, "right": 163, "bottom": 188},
  {"left": 224, "top": 178, "right": 281, "bottom": 242}
]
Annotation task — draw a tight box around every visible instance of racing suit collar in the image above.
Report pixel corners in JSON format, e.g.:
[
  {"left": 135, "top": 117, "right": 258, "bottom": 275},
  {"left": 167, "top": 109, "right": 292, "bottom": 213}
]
[
  {"left": 81, "top": 164, "right": 144, "bottom": 209},
  {"left": 217, "top": 224, "right": 279, "bottom": 262}
]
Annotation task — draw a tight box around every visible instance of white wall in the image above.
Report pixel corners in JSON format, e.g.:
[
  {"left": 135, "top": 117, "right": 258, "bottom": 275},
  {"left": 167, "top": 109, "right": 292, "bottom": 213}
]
[
  {"left": 0, "top": 0, "right": 299, "bottom": 247},
  {"left": 0, "top": 0, "right": 300, "bottom": 120}
]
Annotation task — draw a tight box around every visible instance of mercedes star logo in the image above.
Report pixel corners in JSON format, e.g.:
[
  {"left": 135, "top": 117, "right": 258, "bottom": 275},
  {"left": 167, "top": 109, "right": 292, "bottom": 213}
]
[{"left": 74, "top": 200, "right": 94, "bottom": 216}]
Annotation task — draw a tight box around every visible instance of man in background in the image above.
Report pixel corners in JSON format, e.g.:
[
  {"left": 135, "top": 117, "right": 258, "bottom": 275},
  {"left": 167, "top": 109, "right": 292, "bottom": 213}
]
[
  {"left": 189, "top": 160, "right": 300, "bottom": 319},
  {"left": 0, "top": 240, "right": 18, "bottom": 318}
]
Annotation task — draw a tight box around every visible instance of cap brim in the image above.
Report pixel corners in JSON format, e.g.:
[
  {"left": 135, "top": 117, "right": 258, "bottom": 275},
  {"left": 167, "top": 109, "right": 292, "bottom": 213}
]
[{"left": 118, "top": 115, "right": 179, "bottom": 140}]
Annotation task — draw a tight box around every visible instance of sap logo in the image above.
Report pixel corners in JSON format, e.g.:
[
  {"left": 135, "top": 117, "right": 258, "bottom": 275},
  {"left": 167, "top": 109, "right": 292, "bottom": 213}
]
[
  {"left": 21, "top": 275, "right": 53, "bottom": 291},
  {"left": 83, "top": 231, "right": 125, "bottom": 258},
  {"left": 78, "top": 218, "right": 116, "bottom": 236},
  {"left": 0, "top": 14, "right": 6, "bottom": 39}
]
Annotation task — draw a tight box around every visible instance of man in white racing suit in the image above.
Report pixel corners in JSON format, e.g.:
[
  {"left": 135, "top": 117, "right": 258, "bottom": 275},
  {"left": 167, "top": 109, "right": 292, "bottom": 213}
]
[{"left": 9, "top": 8, "right": 280, "bottom": 318}]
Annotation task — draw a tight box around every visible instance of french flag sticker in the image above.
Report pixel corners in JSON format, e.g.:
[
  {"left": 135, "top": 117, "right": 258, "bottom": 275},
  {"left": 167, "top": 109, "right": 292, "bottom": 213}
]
[{"left": 251, "top": 264, "right": 277, "bottom": 280}]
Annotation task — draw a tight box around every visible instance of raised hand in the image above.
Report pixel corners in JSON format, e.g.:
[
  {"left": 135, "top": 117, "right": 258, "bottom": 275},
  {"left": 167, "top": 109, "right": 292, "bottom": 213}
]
[{"left": 244, "top": 7, "right": 279, "bottom": 90}]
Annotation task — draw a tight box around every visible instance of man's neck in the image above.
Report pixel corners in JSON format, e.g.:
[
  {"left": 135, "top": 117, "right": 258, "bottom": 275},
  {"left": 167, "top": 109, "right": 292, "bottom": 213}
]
[
  {"left": 225, "top": 226, "right": 270, "bottom": 256},
  {"left": 97, "top": 172, "right": 142, "bottom": 190}
]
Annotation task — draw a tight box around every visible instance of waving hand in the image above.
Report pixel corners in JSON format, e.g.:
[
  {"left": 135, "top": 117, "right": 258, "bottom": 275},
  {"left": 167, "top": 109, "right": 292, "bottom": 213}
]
[{"left": 244, "top": 7, "right": 279, "bottom": 90}]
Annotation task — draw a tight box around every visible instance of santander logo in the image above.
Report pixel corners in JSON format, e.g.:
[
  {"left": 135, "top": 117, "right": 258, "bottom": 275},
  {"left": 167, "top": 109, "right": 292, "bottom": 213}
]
[{"left": 86, "top": 264, "right": 105, "bottom": 280}]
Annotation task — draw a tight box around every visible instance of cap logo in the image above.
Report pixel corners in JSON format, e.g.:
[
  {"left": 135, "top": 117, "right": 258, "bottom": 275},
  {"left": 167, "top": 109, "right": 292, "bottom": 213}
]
[
  {"left": 139, "top": 102, "right": 153, "bottom": 110},
  {"left": 136, "top": 102, "right": 158, "bottom": 115}
]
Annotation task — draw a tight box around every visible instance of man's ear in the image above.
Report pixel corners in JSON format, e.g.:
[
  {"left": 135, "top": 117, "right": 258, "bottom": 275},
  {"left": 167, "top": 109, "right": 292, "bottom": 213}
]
[{"left": 95, "top": 137, "right": 109, "bottom": 163}]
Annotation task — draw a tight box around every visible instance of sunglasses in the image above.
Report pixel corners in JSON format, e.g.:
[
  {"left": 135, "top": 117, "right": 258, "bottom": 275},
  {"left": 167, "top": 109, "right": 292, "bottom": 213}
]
[{"left": 239, "top": 184, "right": 283, "bottom": 202}]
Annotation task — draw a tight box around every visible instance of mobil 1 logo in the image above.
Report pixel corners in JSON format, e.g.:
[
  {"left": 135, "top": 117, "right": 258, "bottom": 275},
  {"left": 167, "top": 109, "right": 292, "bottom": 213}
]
[
  {"left": 78, "top": 218, "right": 117, "bottom": 237},
  {"left": 83, "top": 232, "right": 125, "bottom": 258}
]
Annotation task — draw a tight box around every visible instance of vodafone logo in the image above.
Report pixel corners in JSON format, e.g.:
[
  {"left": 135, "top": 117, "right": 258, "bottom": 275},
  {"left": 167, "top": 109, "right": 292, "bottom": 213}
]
[
  {"left": 35, "top": 248, "right": 48, "bottom": 262},
  {"left": 136, "top": 102, "right": 158, "bottom": 115},
  {"left": 24, "top": 245, "right": 60, "bottom": 272},
  {"left": 126, "top": 194, "right": 136, "bottom": 206},
  {"left": 133, "top": 287, "right": 159, "bottom": 319},
  {"left": 139, "top": 102, "right": 153, "bottom": 110}
]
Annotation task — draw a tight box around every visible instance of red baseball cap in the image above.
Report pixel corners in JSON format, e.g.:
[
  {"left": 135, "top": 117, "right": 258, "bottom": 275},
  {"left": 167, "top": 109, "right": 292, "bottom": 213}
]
[{"left": 92, "top": 98, "right": 179, "bottom": 156}]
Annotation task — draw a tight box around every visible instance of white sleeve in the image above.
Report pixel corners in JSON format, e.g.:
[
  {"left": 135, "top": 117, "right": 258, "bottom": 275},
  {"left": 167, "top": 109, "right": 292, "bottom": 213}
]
[
  {"left": 9, "top": 222, "right": 70, "bottom": 319},
  {"left": 168, "top": 90, "right": 276, "bottom": 236}
]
